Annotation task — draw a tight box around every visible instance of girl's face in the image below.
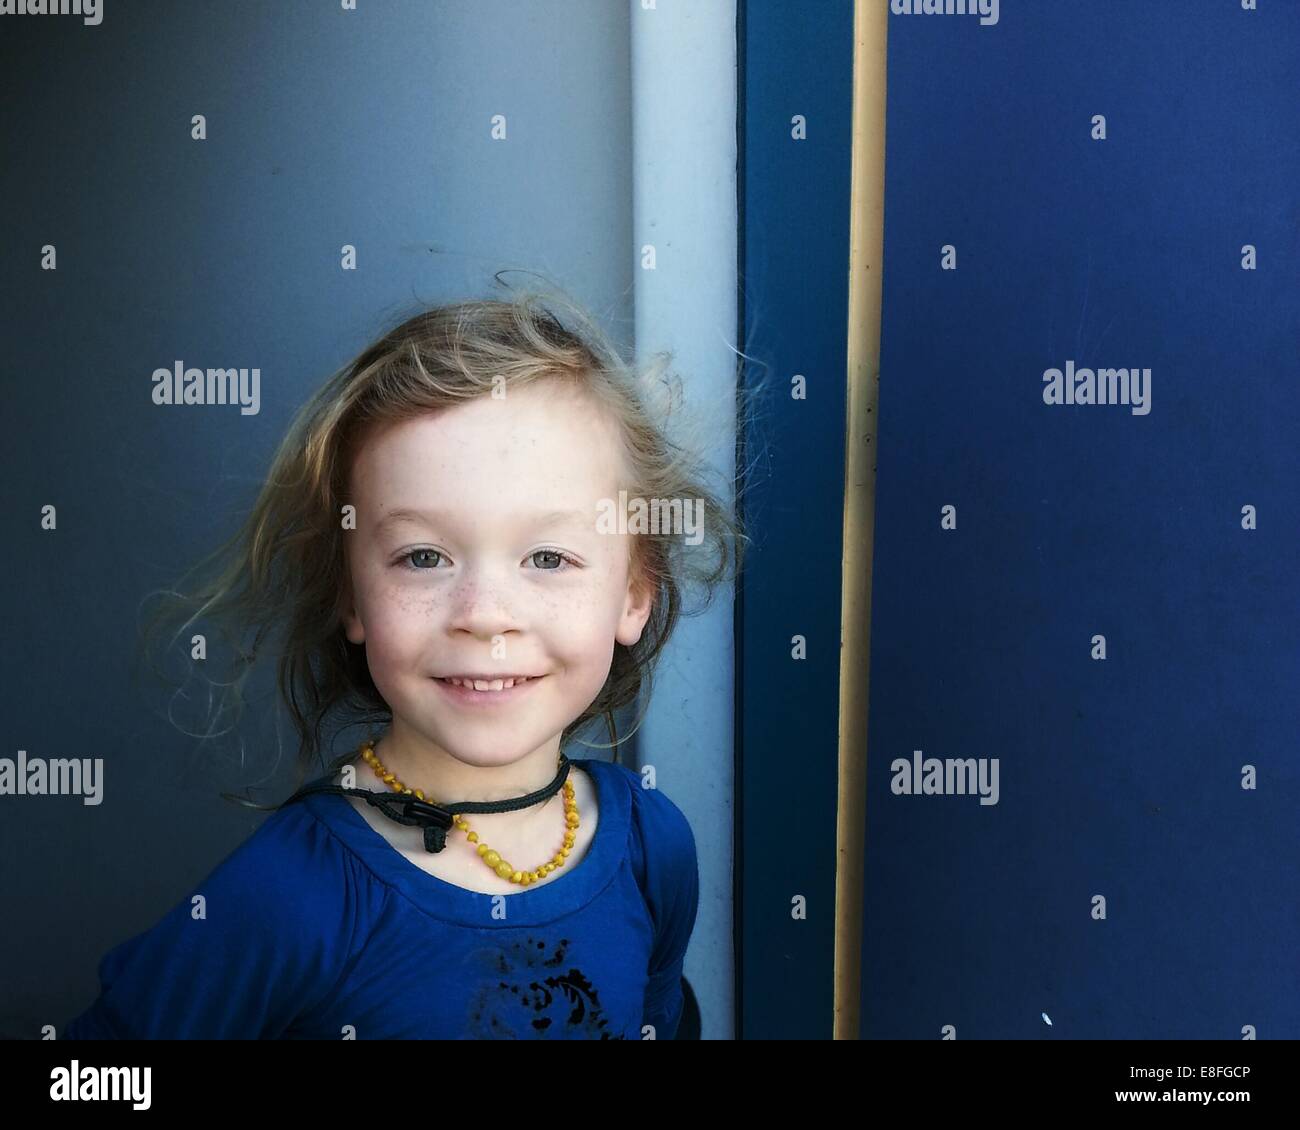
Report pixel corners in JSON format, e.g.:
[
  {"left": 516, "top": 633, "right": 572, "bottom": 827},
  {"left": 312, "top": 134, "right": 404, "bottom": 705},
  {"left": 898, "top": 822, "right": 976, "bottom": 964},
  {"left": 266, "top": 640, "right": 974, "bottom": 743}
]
[{"left": 341, "top": 381, "right": 653, "bottom": 770}]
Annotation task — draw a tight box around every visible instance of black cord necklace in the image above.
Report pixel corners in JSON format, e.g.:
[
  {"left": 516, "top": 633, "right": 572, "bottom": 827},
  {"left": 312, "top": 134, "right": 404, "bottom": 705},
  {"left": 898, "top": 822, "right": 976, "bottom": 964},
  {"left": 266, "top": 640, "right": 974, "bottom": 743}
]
[{"left": 276, "top": 751, "right": 573, "bottom": 854}]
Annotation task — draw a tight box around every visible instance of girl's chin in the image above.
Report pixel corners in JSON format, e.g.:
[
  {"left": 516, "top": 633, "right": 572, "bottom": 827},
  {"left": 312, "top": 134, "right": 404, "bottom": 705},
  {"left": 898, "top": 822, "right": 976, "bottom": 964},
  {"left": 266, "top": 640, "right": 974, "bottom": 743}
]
[{"left": 412, "top": 733, "right": 561, "bottom": 767}]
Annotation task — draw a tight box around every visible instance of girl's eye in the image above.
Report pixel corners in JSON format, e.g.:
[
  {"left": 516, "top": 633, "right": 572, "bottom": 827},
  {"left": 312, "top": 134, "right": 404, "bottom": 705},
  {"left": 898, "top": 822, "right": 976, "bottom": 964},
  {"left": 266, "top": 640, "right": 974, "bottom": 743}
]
[
  {"left": 404, "top": 548, "right": 443, "bottom": 570},
  {"left": 529, "top": 548, "right": 580, "bottom": 571}
]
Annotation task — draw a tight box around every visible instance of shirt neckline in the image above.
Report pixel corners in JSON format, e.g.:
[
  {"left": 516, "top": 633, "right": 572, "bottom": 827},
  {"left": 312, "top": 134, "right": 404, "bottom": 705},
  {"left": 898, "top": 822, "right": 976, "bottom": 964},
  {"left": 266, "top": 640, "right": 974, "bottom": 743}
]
[{"left": 299, "top": 756, "right": 629, "bottom": 927}]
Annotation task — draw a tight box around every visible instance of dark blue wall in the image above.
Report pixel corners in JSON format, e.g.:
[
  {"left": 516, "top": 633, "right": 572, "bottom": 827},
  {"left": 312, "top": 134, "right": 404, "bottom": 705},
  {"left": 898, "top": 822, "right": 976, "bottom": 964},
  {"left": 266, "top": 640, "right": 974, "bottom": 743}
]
[
  {"left": 864, "top": 0, "right": 1299, "bottom": 1039},
  {"left": 742, "top": 0, "right": 1298, "bottom": 1040},
  {"left": 739, "top": 0, "right": 854, "bottom": 1039}
]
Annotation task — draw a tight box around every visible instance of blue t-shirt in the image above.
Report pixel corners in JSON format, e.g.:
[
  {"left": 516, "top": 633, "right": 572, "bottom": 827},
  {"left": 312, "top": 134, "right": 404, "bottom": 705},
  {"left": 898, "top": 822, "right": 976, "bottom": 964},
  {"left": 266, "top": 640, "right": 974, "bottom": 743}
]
[{"left": 62, "top": 757, "right": 698, "bottom": 1040}]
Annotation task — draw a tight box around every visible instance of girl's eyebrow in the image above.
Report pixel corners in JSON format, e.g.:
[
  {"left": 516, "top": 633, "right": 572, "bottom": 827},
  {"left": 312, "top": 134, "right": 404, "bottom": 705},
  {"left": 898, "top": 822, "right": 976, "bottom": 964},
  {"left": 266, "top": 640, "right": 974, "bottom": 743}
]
[{"left": 374, "top": 506, "right": 590, "bottom": 532}]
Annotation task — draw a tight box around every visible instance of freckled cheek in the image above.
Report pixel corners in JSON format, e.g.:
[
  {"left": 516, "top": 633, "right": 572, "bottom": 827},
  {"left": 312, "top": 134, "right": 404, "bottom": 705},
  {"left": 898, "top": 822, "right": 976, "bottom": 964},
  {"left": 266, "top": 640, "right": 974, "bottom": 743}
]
[
  {"left": 534, "top": 584, "right": 610, "bottom": 631},
  {"left": 356, "top": 586, "right": 444, "bottom": 666},
  {"left": 542, "top": 600, "right": 622, "bottom": 678}
]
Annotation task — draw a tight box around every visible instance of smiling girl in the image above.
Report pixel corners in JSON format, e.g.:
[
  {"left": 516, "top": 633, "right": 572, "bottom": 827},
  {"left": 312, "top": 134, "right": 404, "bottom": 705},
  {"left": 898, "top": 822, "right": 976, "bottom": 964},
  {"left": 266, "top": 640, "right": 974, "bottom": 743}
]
[{"left": 63, "top": 284, "right": 746, "bottom": 1040}]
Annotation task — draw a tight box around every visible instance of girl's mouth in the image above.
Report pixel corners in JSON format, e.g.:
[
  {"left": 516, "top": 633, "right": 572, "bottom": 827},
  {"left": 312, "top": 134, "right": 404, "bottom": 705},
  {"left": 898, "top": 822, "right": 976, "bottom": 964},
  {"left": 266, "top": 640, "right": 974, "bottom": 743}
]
[{"left": 431, "top": 674, "right": 546, "bottom": 706}]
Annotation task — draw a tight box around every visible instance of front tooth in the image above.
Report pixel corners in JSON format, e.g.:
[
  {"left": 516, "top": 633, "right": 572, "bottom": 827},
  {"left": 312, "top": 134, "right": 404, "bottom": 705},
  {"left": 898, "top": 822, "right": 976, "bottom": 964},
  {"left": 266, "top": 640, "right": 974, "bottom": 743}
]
[{"left": 447, "top": 676, "right": 529, "bottom": 690}]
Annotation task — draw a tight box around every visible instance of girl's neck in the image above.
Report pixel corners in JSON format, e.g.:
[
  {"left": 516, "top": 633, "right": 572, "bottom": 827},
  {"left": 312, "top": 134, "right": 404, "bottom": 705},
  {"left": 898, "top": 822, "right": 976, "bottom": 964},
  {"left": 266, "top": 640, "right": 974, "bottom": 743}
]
[{"left": 367, "top": 724, "right": 567, "bottom": 806}]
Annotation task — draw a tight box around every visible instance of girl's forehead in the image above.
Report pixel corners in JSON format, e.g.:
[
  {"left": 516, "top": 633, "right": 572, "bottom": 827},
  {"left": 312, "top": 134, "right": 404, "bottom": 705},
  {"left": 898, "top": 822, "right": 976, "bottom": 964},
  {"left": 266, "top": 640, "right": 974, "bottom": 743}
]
[
  {"left": 350, "top": 389, "right": 629, "bottom": 493},
  {"left": 380, "top": 383, "right": 611, "bottom": 443}
]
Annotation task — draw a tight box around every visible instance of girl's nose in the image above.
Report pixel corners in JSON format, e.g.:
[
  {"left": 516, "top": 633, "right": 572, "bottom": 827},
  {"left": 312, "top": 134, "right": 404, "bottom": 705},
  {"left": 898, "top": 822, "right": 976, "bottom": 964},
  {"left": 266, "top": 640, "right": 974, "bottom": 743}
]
[{"left": 444, "top": 576, "right": 525, "bottom": 638}]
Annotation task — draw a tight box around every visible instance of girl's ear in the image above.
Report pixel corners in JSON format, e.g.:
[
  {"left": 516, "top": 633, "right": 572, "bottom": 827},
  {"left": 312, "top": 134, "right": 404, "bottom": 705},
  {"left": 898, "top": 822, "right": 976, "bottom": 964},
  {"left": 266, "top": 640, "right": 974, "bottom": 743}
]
[
  {"left": 343, "top": 604, "right": 365, "bottom": 645},
  {"left": 340, "top": 576, "right": 365, "bottom": 645},
  {"left": 615, "top": 562, "right": 654, "bottom": 648}
]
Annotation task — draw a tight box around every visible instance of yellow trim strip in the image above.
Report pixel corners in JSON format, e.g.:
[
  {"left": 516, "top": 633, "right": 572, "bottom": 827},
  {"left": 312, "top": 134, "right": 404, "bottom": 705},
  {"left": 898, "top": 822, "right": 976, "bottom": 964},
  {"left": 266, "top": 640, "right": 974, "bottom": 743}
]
[{"left": 835, "top": 0, "right": 888, "bottom": 1040}]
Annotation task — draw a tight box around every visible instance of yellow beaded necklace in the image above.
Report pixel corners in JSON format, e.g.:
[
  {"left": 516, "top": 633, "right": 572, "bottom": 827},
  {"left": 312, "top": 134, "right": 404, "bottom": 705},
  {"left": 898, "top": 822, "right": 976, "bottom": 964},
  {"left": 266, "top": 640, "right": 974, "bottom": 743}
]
[{"left": 360, "top": 740, "right": 578, "bottom": 887}]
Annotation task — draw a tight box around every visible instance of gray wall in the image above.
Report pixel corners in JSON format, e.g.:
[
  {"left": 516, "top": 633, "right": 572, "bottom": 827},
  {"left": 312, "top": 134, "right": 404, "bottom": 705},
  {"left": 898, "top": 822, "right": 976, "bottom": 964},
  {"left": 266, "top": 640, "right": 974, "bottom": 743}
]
[{"left": 0, "top": 0, "right": 685, "bottom": 1037}]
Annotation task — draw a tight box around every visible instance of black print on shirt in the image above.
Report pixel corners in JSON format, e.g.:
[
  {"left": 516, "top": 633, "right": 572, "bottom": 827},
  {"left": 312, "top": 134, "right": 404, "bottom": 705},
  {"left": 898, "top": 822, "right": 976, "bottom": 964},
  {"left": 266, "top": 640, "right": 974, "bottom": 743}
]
[{"left": 464, "top": 937, "right": 624, "bottom": 1039}]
